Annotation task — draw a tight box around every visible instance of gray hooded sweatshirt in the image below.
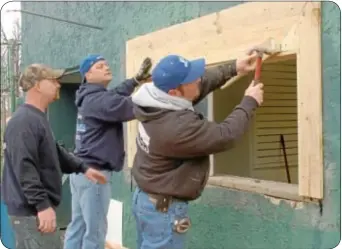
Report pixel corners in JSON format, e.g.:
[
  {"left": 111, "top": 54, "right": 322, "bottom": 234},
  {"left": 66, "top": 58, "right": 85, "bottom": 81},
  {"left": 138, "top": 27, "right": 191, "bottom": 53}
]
[{"left": 131, "top": 60, "right": 258, "bottom": 200}]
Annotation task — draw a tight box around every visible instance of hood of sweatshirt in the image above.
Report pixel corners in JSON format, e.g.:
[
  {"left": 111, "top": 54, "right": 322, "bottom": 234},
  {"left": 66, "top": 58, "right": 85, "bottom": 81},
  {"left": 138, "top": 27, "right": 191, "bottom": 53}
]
[
  {"left": 75, "top": 83, "right": 107, "bottom": 107},
  {"left": 131, "top": 83, "right": 194, "bottom": 121}
]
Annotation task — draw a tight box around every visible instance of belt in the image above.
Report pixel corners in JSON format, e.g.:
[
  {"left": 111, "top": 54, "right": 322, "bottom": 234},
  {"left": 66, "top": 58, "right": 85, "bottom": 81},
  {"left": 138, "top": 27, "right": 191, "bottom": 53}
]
[
  {"left": 147, "top": 193, "right": 191, "bottom": 233},
  {"left": 147, "top": 193, "right": 185, "bottom": 213}
]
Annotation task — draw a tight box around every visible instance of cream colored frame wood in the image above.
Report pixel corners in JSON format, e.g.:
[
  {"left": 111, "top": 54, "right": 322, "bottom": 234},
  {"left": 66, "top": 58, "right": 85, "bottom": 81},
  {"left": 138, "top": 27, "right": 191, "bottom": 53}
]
[{"left": 125, "top": 2, "right": 323, "bottom": 200}]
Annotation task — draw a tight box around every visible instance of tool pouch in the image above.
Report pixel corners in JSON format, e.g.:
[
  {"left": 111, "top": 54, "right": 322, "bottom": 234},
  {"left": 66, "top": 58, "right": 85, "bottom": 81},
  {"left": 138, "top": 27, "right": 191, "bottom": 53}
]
[
  {"left": 155, "top": 196, "right": 172, "bottom": 213},
  {"left": 173, "top": 217, "right": 191, "bottom": 234}
]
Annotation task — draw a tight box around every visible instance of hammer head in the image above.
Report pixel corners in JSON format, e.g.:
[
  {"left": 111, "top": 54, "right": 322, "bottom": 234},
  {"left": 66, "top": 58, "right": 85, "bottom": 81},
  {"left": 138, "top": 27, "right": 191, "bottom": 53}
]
[{"left": 247, "top": 38, "right": 282, "bottom": 56}]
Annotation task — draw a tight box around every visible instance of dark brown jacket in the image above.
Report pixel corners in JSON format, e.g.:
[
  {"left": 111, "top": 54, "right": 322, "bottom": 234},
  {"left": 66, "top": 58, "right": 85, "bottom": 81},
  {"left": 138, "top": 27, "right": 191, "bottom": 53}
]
[{"left": 131, "top": 60, "right": 258, "bottom": 201}]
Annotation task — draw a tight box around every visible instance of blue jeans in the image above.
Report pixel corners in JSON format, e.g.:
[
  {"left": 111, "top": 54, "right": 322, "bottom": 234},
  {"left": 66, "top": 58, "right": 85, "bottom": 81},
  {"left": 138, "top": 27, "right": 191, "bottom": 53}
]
[
  {"left": 63, "top": 170, "right": 112, "bottom": 249},
  {"left": 132, "top": 187, "right": 190, "bottom": 249}
]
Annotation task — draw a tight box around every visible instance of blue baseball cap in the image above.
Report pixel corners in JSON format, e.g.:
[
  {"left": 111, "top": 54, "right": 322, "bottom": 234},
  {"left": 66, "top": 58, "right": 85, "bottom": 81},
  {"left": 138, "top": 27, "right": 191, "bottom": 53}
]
[
  {"left": 152, "top": 55, "right": 206, "bottom": 92},
  {"left": 79, "top": 54, "right": 105, "bottom": 83}
]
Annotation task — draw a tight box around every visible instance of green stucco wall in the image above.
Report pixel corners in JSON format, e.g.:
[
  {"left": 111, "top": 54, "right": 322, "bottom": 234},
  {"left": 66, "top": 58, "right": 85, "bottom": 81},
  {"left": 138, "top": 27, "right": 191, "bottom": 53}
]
[{"left": 20, "top": 1, "right": 340, "bottom": 249}]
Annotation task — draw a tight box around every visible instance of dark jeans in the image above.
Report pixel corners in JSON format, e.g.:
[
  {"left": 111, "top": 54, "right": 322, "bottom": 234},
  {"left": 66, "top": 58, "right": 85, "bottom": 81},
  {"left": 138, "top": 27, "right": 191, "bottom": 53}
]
[
  {"left": 132, "top": 187, "right": 190, "bottom": 249},
  {"left": 10, "top": 216, "right": 63, "bottom": 249}
]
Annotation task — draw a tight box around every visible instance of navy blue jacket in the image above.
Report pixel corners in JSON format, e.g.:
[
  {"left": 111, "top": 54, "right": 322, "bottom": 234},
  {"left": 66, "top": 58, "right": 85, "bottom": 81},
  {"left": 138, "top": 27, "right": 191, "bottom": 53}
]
[{"left": 74, "top": 79, "right": 137, "bottom": 171}]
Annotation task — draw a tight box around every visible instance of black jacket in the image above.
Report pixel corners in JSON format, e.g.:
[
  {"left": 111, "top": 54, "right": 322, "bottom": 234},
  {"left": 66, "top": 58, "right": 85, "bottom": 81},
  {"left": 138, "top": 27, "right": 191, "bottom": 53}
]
[
  {"left": 1, "top": 104, "right": 87, "bottom": 216},
  {"left": 131, "top": 61, "right": 258, "bottom": 200}
]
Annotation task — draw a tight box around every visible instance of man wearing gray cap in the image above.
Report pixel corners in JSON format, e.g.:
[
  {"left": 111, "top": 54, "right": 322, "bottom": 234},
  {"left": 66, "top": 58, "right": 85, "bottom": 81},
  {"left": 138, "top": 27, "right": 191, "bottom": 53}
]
[{"left": 1, "top": 64, "right": 107, "bottom": 249}]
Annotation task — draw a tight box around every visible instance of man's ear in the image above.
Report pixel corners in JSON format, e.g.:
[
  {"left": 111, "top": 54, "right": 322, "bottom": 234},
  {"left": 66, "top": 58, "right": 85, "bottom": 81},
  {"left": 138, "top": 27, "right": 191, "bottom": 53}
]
[
  {"left": 84, "top": 71, "right": 90, "bottom": 81},
  {"left": 168, "top": 89, "right": 181, "bottom": 97},
  {"left": 34, "top": 81, "right": 41, "bottom": 92}
]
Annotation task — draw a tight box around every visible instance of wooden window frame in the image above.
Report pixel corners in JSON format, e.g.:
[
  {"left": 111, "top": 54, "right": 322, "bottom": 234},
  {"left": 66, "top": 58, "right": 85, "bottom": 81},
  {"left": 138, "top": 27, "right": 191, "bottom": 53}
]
[{"left": 125, "top": 2, "right": 323, "bottom": 201}]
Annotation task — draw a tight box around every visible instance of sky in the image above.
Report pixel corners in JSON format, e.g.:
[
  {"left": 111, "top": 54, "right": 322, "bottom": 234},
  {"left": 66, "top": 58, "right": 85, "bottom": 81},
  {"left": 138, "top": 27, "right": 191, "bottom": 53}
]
[{"left": 1, "top": 0, "right": 21, "bottom": 39}]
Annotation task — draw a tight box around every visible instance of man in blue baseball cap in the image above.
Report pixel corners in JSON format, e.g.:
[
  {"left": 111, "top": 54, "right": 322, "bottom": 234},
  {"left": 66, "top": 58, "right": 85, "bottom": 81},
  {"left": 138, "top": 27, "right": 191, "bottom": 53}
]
[
  {"left": 63, "top": 54, "right": 152, "bottom": 249},
  {"left": 130, "top": 52, "right": 264, "bottom": 249}
]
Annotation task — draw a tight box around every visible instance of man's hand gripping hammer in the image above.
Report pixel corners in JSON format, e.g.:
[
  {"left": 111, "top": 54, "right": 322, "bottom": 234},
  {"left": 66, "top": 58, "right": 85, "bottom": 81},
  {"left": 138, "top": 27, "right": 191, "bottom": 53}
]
[
  {"left": 249, "top": 49, "right": 265, "bottom": 85},
  {"left": 248, "top": 42, "right": 281, "bottom": 85},
  {"left": 221, "top": 38, "right": 282, "bottom": 89}
]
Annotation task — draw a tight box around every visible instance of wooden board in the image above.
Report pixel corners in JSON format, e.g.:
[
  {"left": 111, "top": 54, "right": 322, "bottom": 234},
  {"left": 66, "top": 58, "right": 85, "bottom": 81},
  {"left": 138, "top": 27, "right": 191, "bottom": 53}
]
[
  {"left": 297, "top": 2, "right": 323, "bottom": 199},
  {"left": 125, "top": 2, "right": 323, "bottom": 200},
  {"left": 126, "top": 2, "right": 307, "bottom": 74},
  {"left": 126, "top": 2, "right": 306, "bottom": 169}
]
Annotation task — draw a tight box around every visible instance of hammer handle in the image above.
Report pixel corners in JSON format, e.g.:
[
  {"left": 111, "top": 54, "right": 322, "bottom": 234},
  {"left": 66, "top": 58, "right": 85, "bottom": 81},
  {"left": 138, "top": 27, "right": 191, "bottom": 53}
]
[{"left": 253, "top": 56, "right": 263, "bottom": 85}]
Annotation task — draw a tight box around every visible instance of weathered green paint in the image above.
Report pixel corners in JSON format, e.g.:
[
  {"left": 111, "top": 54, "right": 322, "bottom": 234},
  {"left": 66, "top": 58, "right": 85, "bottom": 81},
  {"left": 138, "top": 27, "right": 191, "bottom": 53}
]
[
  {"left": 21, "top": 1, "right": 340, "bottom": 249},
  {"left": 48, "top": 84, "right": 79, "bottom": 228},
  {"left": 48, "top": 84, "right": 79, "bottom": 151}
]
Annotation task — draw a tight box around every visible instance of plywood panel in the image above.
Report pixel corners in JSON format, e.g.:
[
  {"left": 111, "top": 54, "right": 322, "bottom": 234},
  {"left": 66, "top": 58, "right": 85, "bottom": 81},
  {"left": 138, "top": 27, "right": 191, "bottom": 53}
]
[
  {"left": 262, "top": 64, "right": 297, "bottom": 72},
  {"left": 257, "top": 148, "right": 298, "bottom": 157},
  {"left": 256, "top": 121, "right": 297, "bottom": 128},
  {"left": 213, "top": 76, "right": 251, "bottom": 176},
  {"left": 257, "top": 107, "right": 297, "bottom": 114},
  {"left": 264, "top": 93, "right": 297, "bottom": 101},
  {"left": 255, "top": 155, "right": 298, "bottom": 165},
  {"left": 260, "top": 72, "right": 297, "bottom": 80},
  {"left": 256, "top": 128, "right": 297, "bottom": 136},
  {"left": 256, "top": 134, "right": 297, "bottom": 143},
  {"left": 253, "top": 58, "right": 298, "bottom": 183},
  {"left": 256, "top": 114, "right": 298, "bottom": 122},
  {"left": 257, "top": 140, "right": 297, "bottom": 150},
  {"left": 262, "top": 86, "right": 297, "bottom": 93},
  {"left": 212, "top": 58, "right": 299, "bottom": 181},
  {"left": 262, "top": 101, "right": 297, "bottom": 107},
  {"left": 126, "top": 43, "right": 138, "bottom": 169},
  {"left": 260, "top": 79, "right": 297, "bottom": 86},
  {"left": 255, "top": 161, "right": 298, "bottom": 169},
  {"left": 252, "top": 167, "right": 298, "bottom": 183}
]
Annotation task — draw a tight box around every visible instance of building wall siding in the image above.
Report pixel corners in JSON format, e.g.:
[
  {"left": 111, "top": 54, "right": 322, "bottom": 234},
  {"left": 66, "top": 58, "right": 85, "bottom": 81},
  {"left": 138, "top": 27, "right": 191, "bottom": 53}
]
[{"left": 21, "top": 2, "right": 340, "bottom": 249}]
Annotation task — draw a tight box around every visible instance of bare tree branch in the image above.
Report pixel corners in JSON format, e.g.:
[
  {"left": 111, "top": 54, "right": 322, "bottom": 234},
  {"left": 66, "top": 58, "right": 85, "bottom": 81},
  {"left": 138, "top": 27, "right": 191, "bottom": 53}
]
[
  {"left": 12, "top": 19, "right": 21, "bottom": 42},
  {"left": 1, "top": 18, "right": 21, "bottom": 98},
  {"left": 1, "top": 25, "right": 8, "bottom": 43}
]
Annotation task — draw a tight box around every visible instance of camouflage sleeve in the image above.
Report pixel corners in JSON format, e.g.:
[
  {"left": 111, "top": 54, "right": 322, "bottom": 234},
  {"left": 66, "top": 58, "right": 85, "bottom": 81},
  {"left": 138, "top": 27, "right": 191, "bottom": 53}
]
[
  {"left": 169, "top": 96, "right": 258, "bottom": 158},
  {"left": 193, "top": 59, "right": 237, "bottom": 105}
]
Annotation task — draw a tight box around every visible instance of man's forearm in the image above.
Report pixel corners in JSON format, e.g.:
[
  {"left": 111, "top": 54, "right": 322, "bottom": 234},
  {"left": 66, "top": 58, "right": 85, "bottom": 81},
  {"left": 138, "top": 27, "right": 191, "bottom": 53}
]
[
  {"left": 22, "top": 182, "right": 50, "bottom": 212},
  {"left": 110, "top": 79, "right": 138, "bottom": 96},
  {"left": 18, "top": 161, "right": 51, "bottom": 212},
  {"left": 170, "top": 95, "right": 258, "bottom": 158},
  {"left": 56, "top": 143, "right": 87, "bottom": 174},
  {"left": 194, "top": 60, "right": 237, "bottom": 105}
]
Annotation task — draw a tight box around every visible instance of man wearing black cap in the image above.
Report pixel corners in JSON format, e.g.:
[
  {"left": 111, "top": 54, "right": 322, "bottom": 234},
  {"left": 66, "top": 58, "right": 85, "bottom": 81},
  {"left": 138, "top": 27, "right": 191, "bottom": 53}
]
[
  {"left": 63, "top": 55, "right": 152, "bottom": 249},
  {"left": 130, "top": 53, "right": 264, "bottom": 249}
]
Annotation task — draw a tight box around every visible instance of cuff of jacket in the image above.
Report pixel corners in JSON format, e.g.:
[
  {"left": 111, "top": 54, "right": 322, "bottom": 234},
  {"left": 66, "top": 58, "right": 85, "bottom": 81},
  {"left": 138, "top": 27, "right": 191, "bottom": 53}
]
[
  {"left": 36, "top": 199, "right": 51, "bottom": 212},
  {"left": 222, "top": 59, "right": 238, "bottom": 80},
  {"left": 132, "top": 77, "right": 140, "bottom": 87},
  {"left": 80, "top": 163, "right": 89, "bottom": 173},
  {"left": 237, "top": 96, "right": 259, "bottom": 119}
]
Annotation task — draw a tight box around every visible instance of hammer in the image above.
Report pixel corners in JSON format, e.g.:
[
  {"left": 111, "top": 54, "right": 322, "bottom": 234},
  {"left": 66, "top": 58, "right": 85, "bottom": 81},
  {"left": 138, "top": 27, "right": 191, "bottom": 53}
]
[
  {"left": 220, "top": 38, "right": 282, "bottom": 89},
  {"left": 248, "top": 41, "right": 281, "bottom": 85}
]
